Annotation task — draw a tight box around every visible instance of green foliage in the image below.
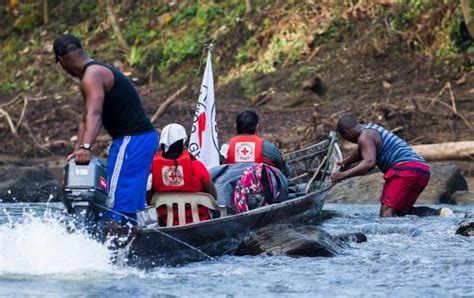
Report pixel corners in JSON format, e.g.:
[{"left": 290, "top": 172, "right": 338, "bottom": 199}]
[
  {"left": 390, "top": 0, "right": 430, "bottom": 31},
  {"left": 172, "top": 3, "right": 224, "bottom": 27},
  {"left": 239, "top": 72, "right": 261, "bottom": 98},
  {"left": 172, "top": 4, "right": 198, "bottom": 25},
  {"left": 290, "top": 65, "right": 316, "bottom": 86},
  {"left": 77, "top": 1, "right": 97, "bottom": 16},
  {"left": 236, "top": 48, "right": 249, "bottom": 65},
  {"left": 195, "top": 4, "right": 224, "bottom": 27},
  {"left": 436, "top": 6, "right": 472, "bottom": 57},
  {"left": 0, "top": 0, "right": 472, "bottom": 95},
  {"left": 13, "top": 2, "right": 40, "bottom": 31},
  {"left": 159, "top": 29, "right": 202, "bottom": 73},
  {"left": 450, "top": 6, "right": 474, "bottom": 53},
  {"left": 468, "top": 44, "right": 474, "bottom": 55},
  {"left": 0, "top": 80, "right": 30, "bottom": 93},
  {"left": 252, "top": 25, "right": 309, "bottom": 74},
  {"left": 124, "top": 16, "right": 158, "bottom": 45},
  {"left": 0, "top": 81, "right": 20, "bottom": 93},
  {"left": 126, "top": 46, "right": 146, "bottom": 67}
]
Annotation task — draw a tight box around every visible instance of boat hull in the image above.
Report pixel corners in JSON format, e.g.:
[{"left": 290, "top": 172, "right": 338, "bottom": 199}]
[{"left": 128, "top": 189, "right": 328, "bottom": 268}]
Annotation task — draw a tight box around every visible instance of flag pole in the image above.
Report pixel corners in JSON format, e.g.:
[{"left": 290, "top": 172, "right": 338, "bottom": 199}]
[{"left": 188, "top": 42, "right": 220, "bottom": 169}]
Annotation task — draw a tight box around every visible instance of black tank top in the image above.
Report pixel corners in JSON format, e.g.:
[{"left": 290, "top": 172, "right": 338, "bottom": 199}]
[{"left": 83, "top": 61, "right": 155, "bottom": 138}]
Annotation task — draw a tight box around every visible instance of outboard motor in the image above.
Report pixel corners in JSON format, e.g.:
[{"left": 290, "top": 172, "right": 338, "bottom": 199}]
[{"left": 63, "top": 157, "right": 108, "bottom": 229}]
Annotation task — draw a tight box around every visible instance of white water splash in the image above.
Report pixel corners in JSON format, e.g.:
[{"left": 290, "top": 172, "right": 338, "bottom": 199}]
[{"left": 0, "top": 213, "right": 113, "bottom": 275}]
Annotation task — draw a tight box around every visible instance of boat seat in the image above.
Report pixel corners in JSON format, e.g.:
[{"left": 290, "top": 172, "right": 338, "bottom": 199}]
[{"left": 151, "top": 192, "right": 227, "bottom": 227}]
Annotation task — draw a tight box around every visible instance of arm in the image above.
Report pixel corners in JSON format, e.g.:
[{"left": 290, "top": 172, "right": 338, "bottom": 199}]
[
  {"left": 75, "top": 111, "right": 86, "bottom": 151},
  {"left": 194, "top": 160, "right": 218, "bottom": 200},
  {"left": 146, "top": 173, "right": 153, "bottom": 205},
  {"left": 80, "top": 71, "right": 104, "bottom": 147},
  {"left": 219, "top": 143, "right": 229, "bottom": 164},
  {"left": 67, "top": 112, "right": 86, "bottom": 160},
  {"left": 69, "top": 69, "right": 105, "bottom": 163},
  {"left": 338, "top": 149, "right": 361, "bottom": 169},
  {"left": 331, "top": 133, "right": 377, "bottom": 182},
  {"left": 203, "top": 180, "right": 218, "bottom": 200},
  {"left": 263, "top": 141, "right": 289, "bottom": 176}
]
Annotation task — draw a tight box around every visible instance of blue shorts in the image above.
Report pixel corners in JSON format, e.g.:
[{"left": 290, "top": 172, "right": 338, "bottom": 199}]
[
  {"left": 104, "top": 131, "right": 158, "bottom": 219},
  {"left": 102, "top": 211, "right": 138, "bottom": 225}
]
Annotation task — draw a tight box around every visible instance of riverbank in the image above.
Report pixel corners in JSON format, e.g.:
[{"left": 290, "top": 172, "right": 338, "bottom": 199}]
[{"left": 1, "top": 1, "right": 473, "bottom": 159}]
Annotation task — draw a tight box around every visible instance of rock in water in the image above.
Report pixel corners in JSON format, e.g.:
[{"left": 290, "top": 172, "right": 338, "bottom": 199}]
[
  {"left": 456, "top": 222, "right": 474, "bottom": 237},
  {"left": 451, "top": 191, "right": 474, "bottom": 205},
  {"left": 334, "top": 232, "right": 367, "bottom": 244},
  {"left": 326, "top": 162, "right": 468, "bottom": 204},
  {"left": 235, "top": 224, "right": 344, "bottom": 257},
  {"left": 0, "top": 166, "right": 62, "bottom": 203}
]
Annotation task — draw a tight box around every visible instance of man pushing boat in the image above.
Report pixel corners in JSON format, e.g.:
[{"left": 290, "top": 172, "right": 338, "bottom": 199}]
[
  {"left": 54, "top": 34, "right": 157, "bottom": 226},
  {"left": 331, "top": 115, "right": 451, "bottom": 218}
]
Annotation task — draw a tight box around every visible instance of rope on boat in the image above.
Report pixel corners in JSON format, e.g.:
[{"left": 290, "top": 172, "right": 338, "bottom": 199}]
[{"left": 92, "top": 203, "right": 215, "bottom": 261}]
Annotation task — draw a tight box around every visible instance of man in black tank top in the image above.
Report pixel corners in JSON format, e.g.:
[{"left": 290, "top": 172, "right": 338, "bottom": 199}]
[{"left": 54, "top": 34, "right": 158, "bottom": 227}]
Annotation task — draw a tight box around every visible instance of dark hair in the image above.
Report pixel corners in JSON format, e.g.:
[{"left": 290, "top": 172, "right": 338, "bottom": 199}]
[
  {"left": 337, "top": 115, "right": 359, "bottom": 132},
  {"left": 236, "top": 109, "right": 259, "bottom": 135},
  {"left": 161, "top": 140, "right": 184, "bottom": 159}
]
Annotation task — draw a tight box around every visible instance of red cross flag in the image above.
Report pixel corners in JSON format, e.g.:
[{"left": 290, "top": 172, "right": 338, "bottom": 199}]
[{"left": 188, "top": 49, "right": 220, "bottom": 168}]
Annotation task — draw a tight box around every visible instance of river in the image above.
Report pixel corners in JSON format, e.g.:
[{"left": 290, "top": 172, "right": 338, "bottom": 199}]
[{"left": 0, "top": 203, "right": 473, "bottom": 297}]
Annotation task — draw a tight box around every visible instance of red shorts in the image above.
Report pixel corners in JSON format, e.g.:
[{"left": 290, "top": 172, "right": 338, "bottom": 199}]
[{"left": 380, "top": 162, "right": 430, "bottom": 213}]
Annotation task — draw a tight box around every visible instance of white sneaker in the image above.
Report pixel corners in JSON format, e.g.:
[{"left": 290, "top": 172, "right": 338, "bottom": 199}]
[{"left": 439, "top": 207, "right": 455, "bottom": 218}]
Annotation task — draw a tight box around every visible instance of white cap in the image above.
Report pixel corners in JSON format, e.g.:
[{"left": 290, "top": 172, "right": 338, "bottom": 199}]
[{"left": 159, "top": 123, "right": 188, "bottom": 153}]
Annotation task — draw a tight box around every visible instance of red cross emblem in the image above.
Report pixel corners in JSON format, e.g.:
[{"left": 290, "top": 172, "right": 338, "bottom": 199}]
[
  {"left": 162, "top": 166, "right": 184, "bottom": 186},
  {"left": 235, "top": 142, "right": 255, "bottom": 162},
  {"left": 240, "top": 146, "right": 250, "bottom": 156},
  {"left": 168, "top": 172, "right": 179, "bottom": 181}
]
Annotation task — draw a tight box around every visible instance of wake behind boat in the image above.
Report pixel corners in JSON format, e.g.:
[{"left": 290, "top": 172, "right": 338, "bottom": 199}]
[{"left": 62, "top": 133, "right": 342, "bottom": 268}]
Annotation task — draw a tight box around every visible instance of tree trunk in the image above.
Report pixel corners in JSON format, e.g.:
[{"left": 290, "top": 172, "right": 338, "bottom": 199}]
[
  {"left": 43, "top": 0, "right": 48, "bottom": 25},
  {"left": 413, "top": 141, "right": 474, "bottom": 161},
  {"left": 245, "top": 0, "right": 252, "bottom": 14},
  {"left": 104, "top": 0, "right": 129, "bottom": 51},
  {"left": 461, "top": 0, "right": 474, "bottom": 38}
]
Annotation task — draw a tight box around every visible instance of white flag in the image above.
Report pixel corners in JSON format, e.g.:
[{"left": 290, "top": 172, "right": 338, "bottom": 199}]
[{"left": 189, "top": 50, "right": 220, "bottom": 168}]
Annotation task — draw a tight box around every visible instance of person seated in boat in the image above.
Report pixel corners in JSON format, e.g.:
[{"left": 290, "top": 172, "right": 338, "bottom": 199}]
[
  {"left": 147, "top": 123, "right": 218, "bottom": 226},
  {"left": 330, "top": 115, "right": 451, "bottom": 218},
  {"left": 221, "top": 109, "right": 289, "bottom": 176}
]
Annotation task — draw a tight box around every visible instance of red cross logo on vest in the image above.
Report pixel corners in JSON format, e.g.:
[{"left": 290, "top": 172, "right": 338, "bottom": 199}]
[
  {"left": 235, "top": 142, "right": 255, "bottom": 162},
  {"left": 162, "top": 166, "right": 185, "bottom": 186}
]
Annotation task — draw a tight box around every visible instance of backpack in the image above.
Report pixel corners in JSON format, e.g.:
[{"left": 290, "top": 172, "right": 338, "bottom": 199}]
[{"left": 233, "top": 163, "right": 287, "bottom": 213}]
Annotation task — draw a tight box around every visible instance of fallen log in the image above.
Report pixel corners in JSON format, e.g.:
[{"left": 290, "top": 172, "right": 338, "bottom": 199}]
[
  {"left": 150, "top": 85, "right": 188, "bottom": 123},
  {"left": 342, "top": 141, "right": 474, "bottom": 161},
  {"left": 413, "top": 141, "right": 474, "bottom": 161}
]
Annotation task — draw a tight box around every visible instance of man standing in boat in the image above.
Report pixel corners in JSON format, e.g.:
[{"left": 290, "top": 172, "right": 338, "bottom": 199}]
[
  {"left": 53, "top": 34, "right": 158, "bottom": 224},
  {"left": 221, "top": 109, "right": 289, "bottom": 176},
  {"left": 331, "top": 115, "right": 436, "bottom": 218}
]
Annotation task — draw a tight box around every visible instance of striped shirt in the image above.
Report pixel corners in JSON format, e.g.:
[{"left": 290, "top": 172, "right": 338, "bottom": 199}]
[{"left": 363, "top": 123, "right": 425, "bottom": 173}]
